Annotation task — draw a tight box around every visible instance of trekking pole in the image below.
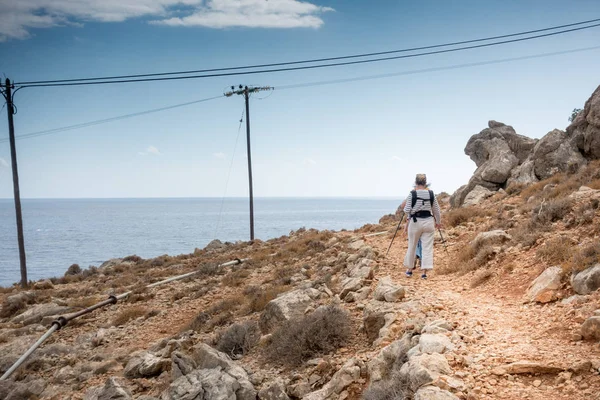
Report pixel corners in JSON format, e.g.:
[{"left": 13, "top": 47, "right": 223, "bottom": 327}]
[
  {"left": 438, "top": 228, "right": 449, "bottom": 255},
  {"left": 386, "top": 213, "right": 405, "bottom": 257}
]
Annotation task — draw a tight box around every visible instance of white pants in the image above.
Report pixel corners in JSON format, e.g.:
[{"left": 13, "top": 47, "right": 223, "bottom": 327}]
[{"left": 404, "top": 217, "right": 435, "bottom": 270}]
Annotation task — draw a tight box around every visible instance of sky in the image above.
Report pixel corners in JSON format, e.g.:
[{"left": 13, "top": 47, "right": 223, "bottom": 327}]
[{"left": 0, "top": 0, "right": 599, "bottom": 199}]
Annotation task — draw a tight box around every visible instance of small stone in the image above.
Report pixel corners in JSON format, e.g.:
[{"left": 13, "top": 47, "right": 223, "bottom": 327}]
[{"left": 533, "top": 380, "right": 542, "bottom": 387}]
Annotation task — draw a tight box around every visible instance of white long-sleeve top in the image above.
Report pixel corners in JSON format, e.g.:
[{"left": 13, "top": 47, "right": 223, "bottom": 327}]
[{"left": 403, "top": 190, "right": 442, "bottom": 224}]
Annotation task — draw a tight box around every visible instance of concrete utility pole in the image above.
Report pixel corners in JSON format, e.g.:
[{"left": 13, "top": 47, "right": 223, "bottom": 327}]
[
  {"left": 225, "top": 85, "right": 272, "bottom": 241},
  {"left": 2, "top": 79, "right": 28, "bottom": 288}
]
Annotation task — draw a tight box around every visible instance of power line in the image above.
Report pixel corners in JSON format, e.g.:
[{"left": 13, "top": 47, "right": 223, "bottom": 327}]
[
  {"left": 14, "top": 22, "right": 600, "bottom": 89},
  {"left": 14, "top": 17, "right": 600, "bottom": 86},
  {"left": 0, "top": 95, "right": 223, "bottom": 143},
  {"left": 1, "top": 44, "right": 598, "bottom": 144},
  {"left": 276, "top": 45, "right": 600, "bottom": 90}
]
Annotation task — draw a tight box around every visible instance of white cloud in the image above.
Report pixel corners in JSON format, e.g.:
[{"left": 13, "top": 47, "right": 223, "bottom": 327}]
[
  {"left": 139, "top": 145, "right": 161, "bottom": 156},
  {"left": 0, "top": 157, "right": 9, "bottom": 168},
  {"left": 389, "top": 156, "right": 404, "bottom": 162},
  {"left": 303, "top": 158, "right": 317, "bottom": 165},
  {"left": 213, "top": 152, "right": 226, "bottom": 159},
  {"left": 0, "top": 0, "right": 333, "bottom": 41}
]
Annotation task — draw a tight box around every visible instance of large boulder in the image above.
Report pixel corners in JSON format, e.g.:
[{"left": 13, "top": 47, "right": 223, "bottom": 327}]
[
  {"left": 567, "top": 85, "right": 600, "bottom": 159},
  {"left": 462, "top": 185, "right": 494, "bottom": 207},
  {"left": 258, "top": 378, "right": 290, "bottom": 400},
  {"left": 123, "top": 351, "right": 170, "bottom": 379},
  {"left": 373, "top": 276, "right": 405, "bottom": 302},
  {"left": 367, "top": 334, "right": 413, "bottom": 382},
  {"left": 571, "top": 265, "right": 600, "bottom": 295},
  {"left": 259, "top": 289, "right": 313, "bottom": 333},
  {"left": 191, "top": 343, "right": 256, "bottom": 400},
  {"left": 399, "top": 353, "right": 452, "bottom": 391},
  {"left": 581, "top": 316, "right": 600, "bottom": 341},
  {"left": 532, "top": 129, "right": 586, "bottom": 180},
  {"left": 525, "top": 266, "right": 563, "bottom": 303},
  {"left": 417, "top": 334, "right": 454, "bottom": 355}
]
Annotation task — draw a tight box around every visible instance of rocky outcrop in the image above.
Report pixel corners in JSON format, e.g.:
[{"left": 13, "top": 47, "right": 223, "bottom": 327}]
[
  {"left": 571, "top": 265, "right": 600, "bottom": 295},
  {"left": 84, "top": 377, "right": 131, "bottom": 400},
  {"left": 451, "top": 121, "right": 537, "bottom": 207},
  {"left": 414, "top": 385, "right": 459, "bottom": 400},
  {"left": 302, "top": 358, "right": 361, "bottom": 400},
  {"left": 452, "top": 85, "right": 600, "bottom": 206}
]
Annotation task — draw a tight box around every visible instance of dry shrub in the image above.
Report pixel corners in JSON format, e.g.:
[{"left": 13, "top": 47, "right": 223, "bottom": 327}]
[
  {"left": 273, "top": 265, "right": 296, "bottom": 285},
  {"left": 470, "top": 269, "right": 493, "bottom": 288},
  {"left": 208, "top": 297, "right": 242, "bottom": 315},
  {"left": 0, "top": 296, "right": 27, "bottom": 318},
  {"left": 122, "top": 255, "right": 142, "bottom": 263},
  {"left": 362, "top": 371, "right": 410, "bottom": 400},
  {"left": 64, "top": 264, "right": 82, "bottom": 276},
  {"left": 267, "top": 305, "right": 351, "bottom": 366},
  {"left": 216, "top": 321, "right": 260, "bottom": 358},
  {"left": 510, "top": 220, "right": 542, "bottom": 249},
  {"left": 566, "top": 241, "right": 600, "bottom": 274},
  {"left": 536, "top": 237, "right": 574, "bottom": 265},
  {"left": 245, "top": 285, "right": 287, "bottom": 314},
  {"left": 186, "top": 311, "right": 210, "bottom": 332},
  {"left": 532, "top": 198, "right": 572, "bottom": 226},
  {"left": 112, "top": 306, "right": 148, "bottom": 326},
  {"left": 222, "top": 268, "right": 251, "bottom": 287}
]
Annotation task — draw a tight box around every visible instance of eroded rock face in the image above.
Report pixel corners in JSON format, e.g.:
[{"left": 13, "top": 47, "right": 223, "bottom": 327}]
[
  {"left": 161, "top": 368, "right": 239, "bottom": 400},
  {"left": 532, "top": 129, "right": 586, "bottom": 180},
  {"left": 399, "top": 353, "right": 452, "bottom": 391},
  {"left": 568, "top": 85, "right": 600, "bottom": 159}
]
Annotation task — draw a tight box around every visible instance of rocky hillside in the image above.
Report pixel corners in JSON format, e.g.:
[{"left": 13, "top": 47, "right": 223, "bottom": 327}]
[{"left": 1, "top": 86, "right": 600, "bottom": 400}]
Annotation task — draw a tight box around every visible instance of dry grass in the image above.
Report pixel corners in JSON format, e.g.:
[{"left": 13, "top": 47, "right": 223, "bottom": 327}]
[
  {"left": 588, "top": 178, "right": 600, "bottom": 190},
  {"left": 267, "top": 305, "right": 351, "bottom": 366},
  {"left": 536, "top": 237, "right": 574, "bottom": 266},
  {"left": 126, "top": 284, "right": 155, "bottom": 303},
  {"left": 520, "top": 174, "right": 565, "bottom": 199},
  {"left": 112, "top": 306, "right": 148, "bottom": 326},
  {"left": 362, "top": 371, "right": 410, "bottom": 400}
]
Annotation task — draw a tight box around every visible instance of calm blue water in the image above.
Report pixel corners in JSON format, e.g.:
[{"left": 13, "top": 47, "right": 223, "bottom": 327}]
[{"left": 0, "top": 197, "right": 401, "bottom": 287}]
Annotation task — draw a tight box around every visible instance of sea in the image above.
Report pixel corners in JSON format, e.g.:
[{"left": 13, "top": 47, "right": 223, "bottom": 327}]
[{"left": 0, "top": 197, "right": 402, "bottom": 287}]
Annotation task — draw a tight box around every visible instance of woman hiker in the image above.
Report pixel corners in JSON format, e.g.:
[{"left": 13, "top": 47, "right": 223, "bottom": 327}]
[{"left": 403, "top": 174, "right": 442, "bottom": 279}]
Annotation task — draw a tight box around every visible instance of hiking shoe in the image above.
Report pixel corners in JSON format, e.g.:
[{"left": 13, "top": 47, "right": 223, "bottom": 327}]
[
  {"left": 421, "top": 273, "right": 427, "bottom": 280},
  {"left": 405, "top": 270, "right": 413, "bottom": 277}
]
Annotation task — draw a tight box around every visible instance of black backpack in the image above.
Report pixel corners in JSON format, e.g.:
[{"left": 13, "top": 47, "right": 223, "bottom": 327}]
[{"left": 411, "top": 190, "right": 434, "bottom": 208}]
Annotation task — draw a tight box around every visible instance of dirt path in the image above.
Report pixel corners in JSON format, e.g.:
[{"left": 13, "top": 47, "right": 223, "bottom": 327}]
[{"left": 365, "top": 232, "right": 600, "bottom": 400}]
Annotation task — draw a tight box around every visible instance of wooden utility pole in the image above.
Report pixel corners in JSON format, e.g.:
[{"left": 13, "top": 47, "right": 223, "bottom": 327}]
[
  {"left": 3, "top": 79, "right": 28, "bottom": 288},
  {"left": 225, "top": 85, "right": 272, "bottom": 241}
]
